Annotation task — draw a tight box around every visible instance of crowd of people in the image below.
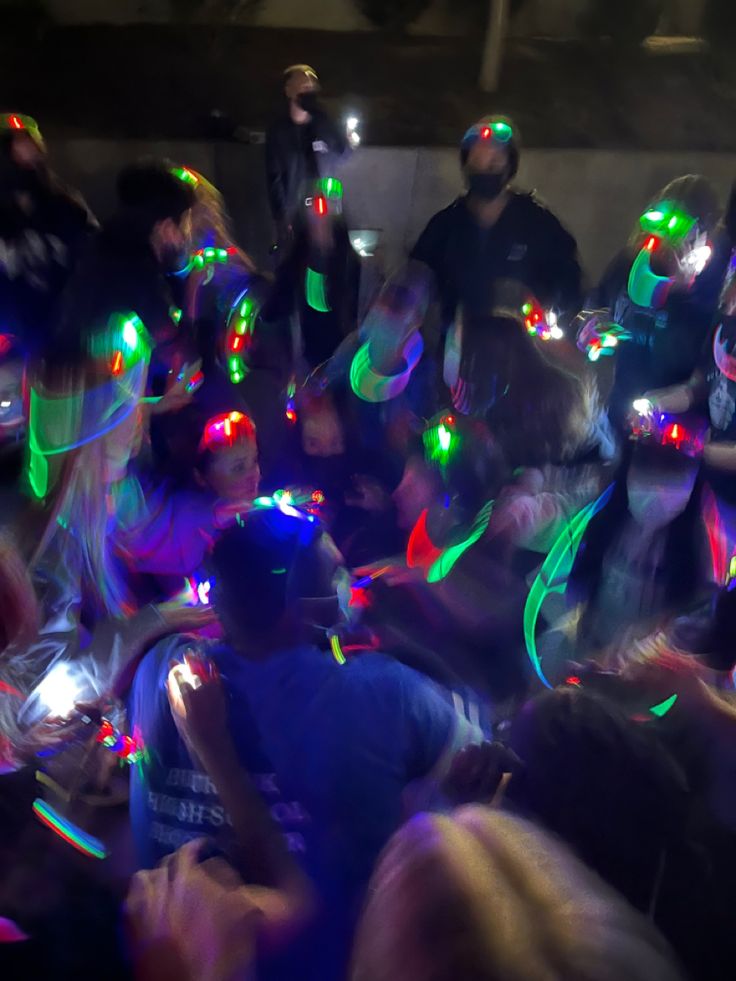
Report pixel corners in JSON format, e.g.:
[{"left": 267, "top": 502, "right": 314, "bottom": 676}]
[{"left": 1, "top": 62, "right": 736, "bottom": 980}]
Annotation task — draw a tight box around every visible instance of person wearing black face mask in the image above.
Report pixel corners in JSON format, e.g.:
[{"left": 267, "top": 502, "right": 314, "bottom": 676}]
[
  {"left": 410, "top": 115, "right": 582, "bottom": 338},
  {"left": 265, "top": 65, "right": 350, "bottom": 249}
]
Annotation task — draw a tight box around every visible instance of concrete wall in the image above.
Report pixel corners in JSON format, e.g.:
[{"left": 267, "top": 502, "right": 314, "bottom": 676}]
[
  {"left": 49, "top": 140, "right": 736, "bottom": 283},
  {"left": 29, "top": 0, "right": 706, "bottom": 39}
]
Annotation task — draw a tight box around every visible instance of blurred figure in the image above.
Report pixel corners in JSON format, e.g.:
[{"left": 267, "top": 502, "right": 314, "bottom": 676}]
[
  {"left": 262, "top": 177, "right": 360, "bottom": 371},
  {"left": 0, "top": 314, "right": 211, "bottom": 773},
  {"left": 410, "top": 115, "right": 582, "bottom": 338},
  {"left": 130, "top": 507, "right": 485, "bottom": 980},
  {"left": 352, "top": 807, "right": 684, "bottom": 981},
  {"left": 57, "top": 159, "right": 197, "bottom": 383},
  {"left": 580, "top": 175, "right": 728, "bottom": 429},
  {"left": 265, "top": 65, "right": 350, "bottom": 247},
  {"left": 0, "top": 112, "right": 96, "bottom": 355},
  {"left": 505, "top": 685, "right": 735, "bottom": 980},
  {"left": 452, "top": 309, "right": 613, "bottom": 465}
]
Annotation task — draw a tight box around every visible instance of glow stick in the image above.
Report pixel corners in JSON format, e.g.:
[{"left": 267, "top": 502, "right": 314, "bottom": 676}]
[
  {"left": 32, "top": 798, "right": 108, "bottom": 859},
  {"left": 330, "top": 634, "right": 347, "bottom": 665},
  {"left": 523, "top": 484, "right": 614, "bottom": 688}
]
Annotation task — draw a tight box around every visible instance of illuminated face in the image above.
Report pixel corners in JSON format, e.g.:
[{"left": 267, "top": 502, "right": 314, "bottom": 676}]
[
  {"left": 152, "top": 210, "right": 193, "bottom": 271},
  {"left": 465, "top": 139, "right": 509, "bottom": 176},
  {"left": 393, "top": 457, "right": 437, "bottom": 530},
  {"left": 301, "top": 411, "right": 345, "bottom": 457},
  {"left": 203, "top": 438, "right": 260, "bottom": 502},
  {"left": 285, "top": 70, "right": 318, "bottom": 101}
]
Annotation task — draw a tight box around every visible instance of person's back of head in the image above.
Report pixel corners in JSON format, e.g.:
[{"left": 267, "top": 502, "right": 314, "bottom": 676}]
[
  {"left": 211, "top": 507, "right": 344, "bottom": 652},
  {"left": 116, "top": 159, "right": 196, "bottom": 228},
  {"left": 505, "top": 687, "right": 689, "bottom": 913},
  {"left": 351, "top": 807, "right": 683, "bottom": 981}
]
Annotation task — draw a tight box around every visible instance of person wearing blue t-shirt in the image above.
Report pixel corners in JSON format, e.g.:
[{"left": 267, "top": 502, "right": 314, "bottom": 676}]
[{"left": 129, "top": 505, "right": 484, "bottom": 980}]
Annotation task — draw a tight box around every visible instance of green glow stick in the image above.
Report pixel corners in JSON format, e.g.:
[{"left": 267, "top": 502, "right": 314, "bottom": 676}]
[
  {"left": 649, "top": 693, "right": 678, "bottom": 718},
  {"left": 523, "top": 484, "right": 614, "bottom": 689},
  {"left": 426, "top": 501, "right": 494, "bottom": 584}
]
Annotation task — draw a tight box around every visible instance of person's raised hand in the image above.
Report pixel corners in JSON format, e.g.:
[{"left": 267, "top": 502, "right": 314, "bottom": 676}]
[
  {"left": 125, "top": 837, "right": 261, "bottom": 981},
  {"left": 156, "top": 593, "right": 218, "bottom": 633},
  {"left": 166, "top": 651, "right": 228, "bottom": 762}
]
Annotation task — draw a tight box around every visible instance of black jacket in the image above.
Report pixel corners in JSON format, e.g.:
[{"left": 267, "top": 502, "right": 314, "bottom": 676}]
[
  {"left": 265, "top": 108, "right": 349, "bottom": 227},
  {"left": 410, "top": 191, "right": 582, "bottom": 328}
]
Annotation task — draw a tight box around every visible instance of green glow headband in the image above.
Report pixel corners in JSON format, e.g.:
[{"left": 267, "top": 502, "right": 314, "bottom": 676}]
[
  {"left": 524, "top": 484, "right": 614, "bottom": 688},
  {"left": 350, "top": 332, "right": 424, "bottom": 403},
  {"left": 0, "top": 112, "right": 44, "bottom": 148},
  {"left": 170, "top": 165, "right": 199, "bottom": 188},
  {"left": 640, "top": 201, "right": 696, "bottom": 246},
  {"left": 462, "top": 118, "right": 513, "bottom": 147}
]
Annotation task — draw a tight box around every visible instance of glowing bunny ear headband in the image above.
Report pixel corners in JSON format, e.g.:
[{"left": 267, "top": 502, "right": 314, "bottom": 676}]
[{"left": 27, "top": 312, "right": 153, "bottom": 499}]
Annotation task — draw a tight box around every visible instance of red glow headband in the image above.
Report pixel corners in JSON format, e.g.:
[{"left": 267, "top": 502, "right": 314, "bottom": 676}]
[{"left": 199, "top": 410, "right": 256, "bottom": 453}]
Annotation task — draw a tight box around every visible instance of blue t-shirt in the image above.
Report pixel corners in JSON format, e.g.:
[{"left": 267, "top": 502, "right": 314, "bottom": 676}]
[{"left": 129, "top": 637, "right": 479, "bottom": 980}]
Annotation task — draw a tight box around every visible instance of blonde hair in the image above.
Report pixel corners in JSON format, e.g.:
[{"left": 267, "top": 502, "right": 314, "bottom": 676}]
[
  {"left": 189, "top": 170, "right": 256, "bottom": 274},
  {"left": 352, "top": 808, "right": 683, "bottom": 981}
]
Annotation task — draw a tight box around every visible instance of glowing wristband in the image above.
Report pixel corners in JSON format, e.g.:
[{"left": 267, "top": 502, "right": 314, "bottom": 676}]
[
  {"left": 329, "top": 634, "right": 347, "bottom": 665},
  {"left": 306, "top": 268, "right": 331, "bottom": 312},
  {"left": 32, "top": 798, "right": 108, "bottom": 859},
  {"left": 523, "top": 484, "right": 613, "bottom": 688},
  {"left": 350, "top": 332, "right": 424, "bottom": 403}
]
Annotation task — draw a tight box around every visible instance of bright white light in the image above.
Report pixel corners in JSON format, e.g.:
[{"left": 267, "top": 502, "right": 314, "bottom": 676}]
[
  {"left": 34, "top": 662, "right": 79, "bottom": 719},
  {"left": 438, "top": 425, "right": 451, "bottom": 451},
  {"left": 603, "top": 335, "right": 618, "bottom": 348},
  {"left": 346, "top": 116, "right": 359, "bottom": 132},
  {"left": 123, "top": 319, "right": 138, "bottom": 349},
  {"left": 550, "top": 326, "right": 564, "bottom": 340},
  {"left": 0, "top": 400, "right": 11, "bottom": 409},
  {"left": 196, "top": 581, "right": 211, "bottom": 605},
  {"left": 354, "top": 238, "right": 363, "bottom": 248},
  {"left": 686, "top": 245, "right": 712, "bottom": 276},
  {"left": 546, "top": 310, "right": 558, "bottom": 328},
  {"left": 632, "top": 398, "right": 653, "bottom": 415}
]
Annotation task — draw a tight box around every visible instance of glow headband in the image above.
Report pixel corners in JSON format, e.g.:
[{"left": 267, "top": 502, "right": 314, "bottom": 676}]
[
  {"left": 640, "top": 201, "right": 696, "bottom": 246},
  {"left": 462, "top": 118, "right": 513, "bottom": 147},
  {"left": 170, "top": 165, "right": 199, "bottom": 187},
  {"left": 350, "top": 332, "right": 424, "bottom": 403},
  {"left": 627, "top": 240, "right": 672, "bottom": 308},
  {"left": 33, "top": 798, "right": 108, "bottom": 859},
  {"left": 199, "top": 410, "right": 256, "bottom": 453},
  {"left": 0, "top": 112, "right": 44, "bottom": 148},
  {"left": 524, "top": 484, "right": 614, "bottom": 688}
]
